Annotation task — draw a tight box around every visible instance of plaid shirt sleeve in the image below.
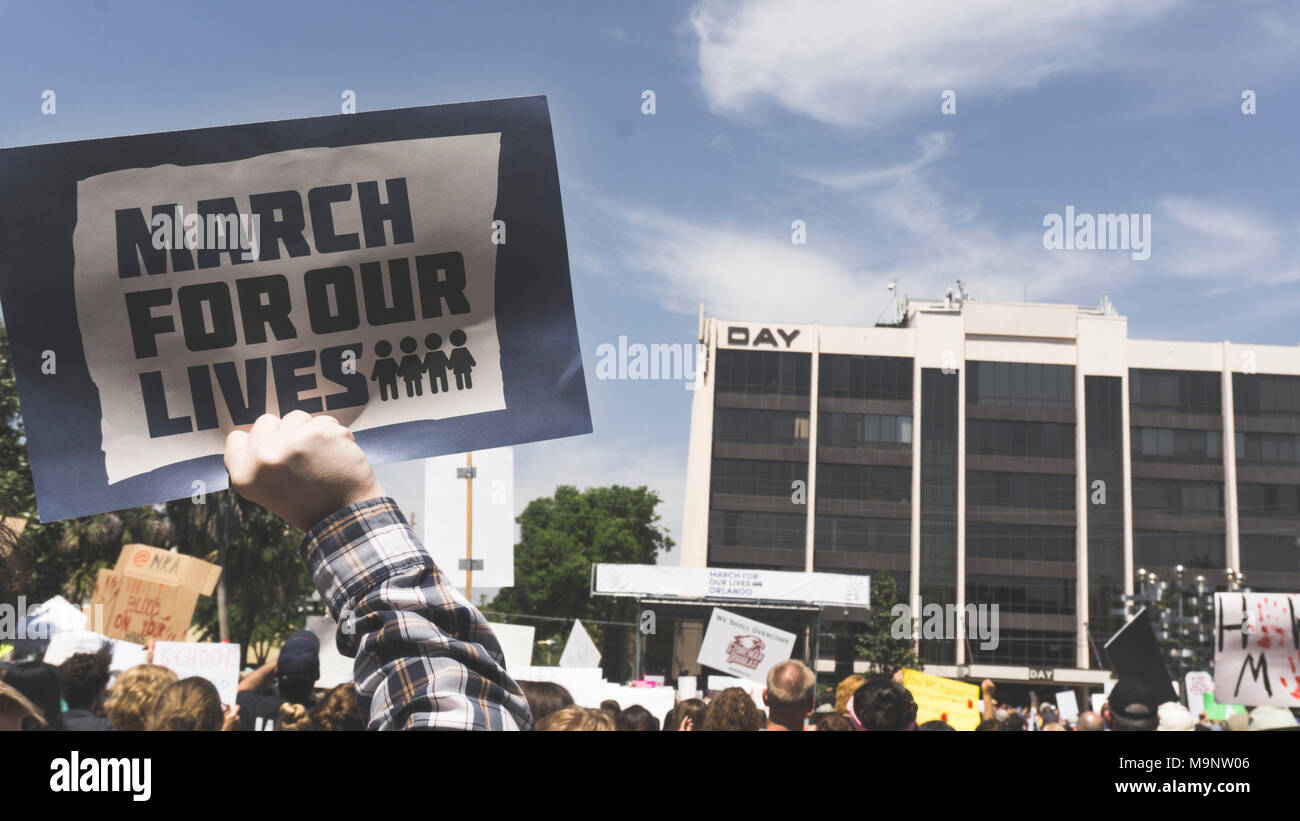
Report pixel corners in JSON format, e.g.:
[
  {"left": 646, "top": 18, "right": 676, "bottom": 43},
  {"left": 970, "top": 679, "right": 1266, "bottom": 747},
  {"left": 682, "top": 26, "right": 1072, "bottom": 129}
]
[{"left": 300, "top": 496, "right": 534, "bottom": 731}]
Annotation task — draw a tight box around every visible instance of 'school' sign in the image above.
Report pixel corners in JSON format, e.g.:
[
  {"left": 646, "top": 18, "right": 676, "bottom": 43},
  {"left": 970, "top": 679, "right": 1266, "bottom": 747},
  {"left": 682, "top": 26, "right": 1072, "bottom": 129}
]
[{"left": 0, "top": 97, "right": 591, "bottom": 521}]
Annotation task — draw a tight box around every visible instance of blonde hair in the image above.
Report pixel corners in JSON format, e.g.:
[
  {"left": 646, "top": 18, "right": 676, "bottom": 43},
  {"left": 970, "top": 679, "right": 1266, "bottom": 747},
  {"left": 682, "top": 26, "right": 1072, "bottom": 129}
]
[
  {"left": 104, "top": 665, "right": 178, "bottom": 731},
  {"left": 835, "top": 674, "right": 866, "bottom": 714},
  {"left": 310, "top": 683, "right": 363, "bottom": 731},
  {"left": 535, "top": 705, "right": 616, "bottom": 731},
  {"left": 276, "top": 701, "right": 314, "bottom": 731},
  {"left": 0, "top": 680, "right": 46, "bottom": 728},
  {"left": 147, "top": 677, "right": 223, "bottom": 731}
]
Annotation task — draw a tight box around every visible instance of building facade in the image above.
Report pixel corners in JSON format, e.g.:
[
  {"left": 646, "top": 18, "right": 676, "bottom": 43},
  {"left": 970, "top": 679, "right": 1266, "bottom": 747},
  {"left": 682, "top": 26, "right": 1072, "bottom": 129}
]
[{"left": 680, "top": 297, "right": 1300, "bottom": 686}]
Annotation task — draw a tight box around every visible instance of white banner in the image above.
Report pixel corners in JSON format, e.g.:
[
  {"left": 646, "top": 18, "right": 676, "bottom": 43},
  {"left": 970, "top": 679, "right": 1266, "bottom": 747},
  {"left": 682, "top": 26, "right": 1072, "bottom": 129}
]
[
  {"left": 152, "top": 641, "right": 241, "bottom": 705},
  {"left": 424, "top": 447, "right": 515, "bottom": 590},
  {"left": 697, "top": 607, "right": 796, "bottom": 684},
  {"left": 1213, "top": 592, "right": 1300, "bottom": 707},
  {"left": 593, "top": 564, "right": 869, "bottom": 608}
]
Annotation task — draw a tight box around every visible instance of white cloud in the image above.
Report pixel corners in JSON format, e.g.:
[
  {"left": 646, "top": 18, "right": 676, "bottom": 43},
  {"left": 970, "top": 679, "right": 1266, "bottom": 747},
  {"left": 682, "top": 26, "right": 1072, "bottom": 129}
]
[
  {"left": 1157, "top": 196, "right": 1300, "bottom": 287},
  {"left": 689, "top": 0, "right": 1181, "bottom": 126},
  {"left": 799, "top": 132, "right": 953, "bottom": 190}
]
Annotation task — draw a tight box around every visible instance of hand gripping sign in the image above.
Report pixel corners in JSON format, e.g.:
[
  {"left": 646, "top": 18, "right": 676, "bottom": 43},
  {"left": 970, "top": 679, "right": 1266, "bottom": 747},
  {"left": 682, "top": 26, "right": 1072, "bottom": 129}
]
[{"left": 0, "top": 97, "right": 590, "bottom": 521}]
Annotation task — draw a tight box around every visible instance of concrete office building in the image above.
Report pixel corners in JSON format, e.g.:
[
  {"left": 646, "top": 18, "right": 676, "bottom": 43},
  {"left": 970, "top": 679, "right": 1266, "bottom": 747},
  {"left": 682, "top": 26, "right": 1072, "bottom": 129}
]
[{"left": 680, "top": 293, "right": 1300, "bottom": 686}]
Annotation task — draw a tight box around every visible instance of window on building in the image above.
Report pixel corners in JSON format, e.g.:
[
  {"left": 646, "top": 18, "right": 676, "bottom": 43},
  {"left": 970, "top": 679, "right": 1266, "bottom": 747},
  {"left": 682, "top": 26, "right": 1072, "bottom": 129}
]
[
  {"left": 1131, "top": 427, "right": 1221, "bottom": 462},
  {"left": 1130, "top": 369, "right": 1222, "bottom": 415},
  {"left": 818, "top": 412, "right": 913, "bottom": 449},
  {"left": 967, "top": 362, "right": 1074, "bottom": 408},
  {"left": 714, "top": 408, "right": 810, "bottom": 446},
  {"left": 818, "top": 354, "right": 913, "bottom": 400}
]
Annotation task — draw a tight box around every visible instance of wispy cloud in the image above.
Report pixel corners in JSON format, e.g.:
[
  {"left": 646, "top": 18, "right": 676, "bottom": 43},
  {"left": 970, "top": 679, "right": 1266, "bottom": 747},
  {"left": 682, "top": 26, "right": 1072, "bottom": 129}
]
[
  {"left": 798, "top": 132, "right": 953, "bottom": 190},
  {"left": 688, "top": 0, "right": 1182, "bottom": 126}
]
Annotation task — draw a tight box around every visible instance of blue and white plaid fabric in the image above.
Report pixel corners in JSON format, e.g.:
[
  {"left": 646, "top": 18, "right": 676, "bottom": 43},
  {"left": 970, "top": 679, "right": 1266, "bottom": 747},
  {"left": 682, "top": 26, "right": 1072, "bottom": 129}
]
[{"left": 301, "top": 497, "right": 533, "bottom": 731}]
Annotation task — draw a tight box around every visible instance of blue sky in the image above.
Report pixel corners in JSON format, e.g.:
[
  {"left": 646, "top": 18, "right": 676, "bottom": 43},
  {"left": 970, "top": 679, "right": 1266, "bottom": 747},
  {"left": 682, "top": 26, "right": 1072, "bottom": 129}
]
[{"left": 3, "top": 0, "right": 1300, "bottom": 564}]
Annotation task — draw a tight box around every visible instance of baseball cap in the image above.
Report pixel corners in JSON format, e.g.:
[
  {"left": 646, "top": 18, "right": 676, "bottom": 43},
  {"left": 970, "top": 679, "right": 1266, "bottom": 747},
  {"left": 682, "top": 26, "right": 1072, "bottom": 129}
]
[{"left": 276, "top": 630, "right": 320, "bottom": 688}]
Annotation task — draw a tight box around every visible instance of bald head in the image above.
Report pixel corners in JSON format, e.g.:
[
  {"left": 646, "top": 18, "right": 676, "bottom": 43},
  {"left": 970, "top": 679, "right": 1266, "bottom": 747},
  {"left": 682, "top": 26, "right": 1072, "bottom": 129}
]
[
  {"left": 765, "top": 660, "right": 816, "bottom": 711},
  {"left": 1077, "top": 711, "right": 1105, "bottom": 732}
]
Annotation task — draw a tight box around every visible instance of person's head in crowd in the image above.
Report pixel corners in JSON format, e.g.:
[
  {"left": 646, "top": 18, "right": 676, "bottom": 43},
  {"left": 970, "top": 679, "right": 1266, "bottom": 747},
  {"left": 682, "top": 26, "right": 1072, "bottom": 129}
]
[
  {"left": 664, "top": 698, "right": 705, "bottom": 731},
  {"left": 536, "top": 705, "right": 616, "bottom": 731},
  {"left": 762, "top": 659, "right": 815, "bottom": 731},
  {"left": 1, "top": 661, "right": 63, "bottom": 731},
  {"left": 1042, "top": 722, "right": 1067, "bottom": 732},
  {"left": 518, "top": 680, "right": 574, "bottom": 723},
  {"left": 103, "top": 664, "right": 177, "bottom": 731},
  {"left": 311, "top": 683, "right": 364, "bottom": 731},
  {"left": 700, "top": 687, "right": 764, "bottom": 731},
  {"left": 1156, "top": 701, "right": 1195, "bottom": 731},
  {"left": 1108, "top": 678, "right": 1160, "bottom": 732},
  {"left": 616, "top": 704, "right": 659, "bottom": 731},
  {"left": 975, "top": 718, "right": 1002, "bottom": 731},
  {"left": 275, "top": 630, "right": 320, "bottom": 705},
  {"left": 917, "top": 719, "right": 956, "bottom": 731},
  {"left": 0, "top": 680, "right": 46, "bottom": 731},
  {"left": 812, "top": 712, "right": 853, "bottom": 731},
  {"left": 834, "top": 674, "right": 866, "bottom": 714},
  {"left": 58, "top": 650, "right": 112, "bottom": 712},
  {"left": 1001, "top": 711, "right": 1027, "bottom": 731},
  {"left": 849, "top": 677, "right": 917, "bottom": 731},
  {"left": 1248, "top": 705, "right": 1299, "bottom": 731},
  {"left": 276, "top": 701, "right": 315, "bottom": 731},
  {"left": 599, "top": 699, "right": 620, "bottom": 719},
  {"left": 1076, "top": 711, "right": 1105, "bottom": 732},
  {"left": 148, "top": 677, "right": 224, "bottom": 731}
]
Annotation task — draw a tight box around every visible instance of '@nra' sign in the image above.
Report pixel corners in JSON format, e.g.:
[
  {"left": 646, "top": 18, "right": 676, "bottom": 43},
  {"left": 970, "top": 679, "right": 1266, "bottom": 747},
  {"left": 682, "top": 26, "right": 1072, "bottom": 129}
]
[{"left": 721, "top": 322, "right": 810, "bottom": 351}]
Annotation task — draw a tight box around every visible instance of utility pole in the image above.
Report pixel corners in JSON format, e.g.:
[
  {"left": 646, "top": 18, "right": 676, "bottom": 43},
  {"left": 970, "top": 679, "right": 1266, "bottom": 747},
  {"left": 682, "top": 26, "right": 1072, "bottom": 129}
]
[{"left": 457, "top": 452, "right": 477, "bottom": 600}]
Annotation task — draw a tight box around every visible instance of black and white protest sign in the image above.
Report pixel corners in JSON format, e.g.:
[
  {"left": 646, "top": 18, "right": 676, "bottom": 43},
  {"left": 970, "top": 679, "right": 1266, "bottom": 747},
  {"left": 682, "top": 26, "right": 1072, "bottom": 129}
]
[{"left": 0, "top": 97, "right": 591, "bottom": 520}]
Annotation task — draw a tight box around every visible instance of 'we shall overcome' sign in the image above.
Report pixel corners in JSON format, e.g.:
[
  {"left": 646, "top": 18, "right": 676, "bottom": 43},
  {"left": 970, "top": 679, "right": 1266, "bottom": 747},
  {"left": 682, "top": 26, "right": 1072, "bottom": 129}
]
[{"left": 0, "top": 97, "right": 590, "bottom": 521}]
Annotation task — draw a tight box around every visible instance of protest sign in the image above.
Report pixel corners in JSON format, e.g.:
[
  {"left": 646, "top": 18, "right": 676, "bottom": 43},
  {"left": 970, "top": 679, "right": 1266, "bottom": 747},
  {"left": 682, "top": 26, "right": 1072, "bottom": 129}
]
[
  {"left": 901, "top": 668, "right": 980, "bottom": 731},
  {"left": 1184, "top": 670, "right": 1213, "bottom": 708},
  {"left": 42, "top": 630, "right": 115, "bottom": 666},
  {"left": 697, "top": 608, "right": 796, "bottom": 684},
  {"left": 1201, "top": 692, "right": 1246, "bottom": 721},
  {"left": 1056, "top": 690, "right": 1080, "bottom": 722},
  {"left": 304, "top": 614, "right": 354, "bottom": 689},
  {"left": 89, "top": 544, "right": 220, "bottom": 644},
  {"left": 558, "top": 618, "right": 600, "bottom": 669},
  {"left": 485, "top": 621, "right": 535, "bottom": 674},
  {"left": 521, "top": 666, "right": 604, "bottom": 708},
  {"left": 1103, "top": 607, "right": 1178, "bottom": 704},
  {"left": 0, "top": 97, "right": 591, "bottom": 522},
  {"left": 677, "top": 675, "right": 698, "bottom": 701},
  {"left": 153, "top": 641, "right": 241, "bottom": 705},
  {"left": 1090, "top": 693, "right": 1106, "bottom": 713},
  {"left": 1212, "top": 592, "right": 1300, "bottom": 707}
]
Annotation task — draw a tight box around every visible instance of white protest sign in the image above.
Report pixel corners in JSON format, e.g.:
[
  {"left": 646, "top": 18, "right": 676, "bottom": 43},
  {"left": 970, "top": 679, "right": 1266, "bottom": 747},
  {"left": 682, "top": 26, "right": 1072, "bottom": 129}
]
[
  {"left": 558, "top": 619, "right": 601, "bottom": 669},
  {"left": 152, "top": 641, "right": 241, "bottom": 705},
  {"left": 1213, "top": 592, "right": 1300, "bottom": 707},
  {"left": 486, "top": 621, "right": 535, "bottom": 674},
  {"left": 1184, "top": 671, "right": 1213, "bottom": 708},
  {"left": 1090, "top": 693, "right": 1106, "bottom": 714},
  {"left": 697, "top": 608, "right": 796, "bottom": 684},
  {"left": 305, "top": 615, "right": 354, "bottom": 689},
  {"left": 677, "top": 675, "right": 697, "bottom": 701},
  {"left": 520, "top": 666, "right": 604, "bottom": 709},
  {"left": 1056, "top": 690, "right": 1079, "bottom": 722},
  {"left": 109, "top": 641, "right": 148, "bottom": 674},
  {"left": 42, "top": 630, "right": 115, "bottom": 666}
]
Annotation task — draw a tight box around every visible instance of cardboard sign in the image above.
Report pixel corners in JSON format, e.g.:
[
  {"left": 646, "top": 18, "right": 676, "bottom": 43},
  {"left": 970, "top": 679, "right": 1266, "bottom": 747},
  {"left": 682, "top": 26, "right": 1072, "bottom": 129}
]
[
  {"left": 153, "top": 641, "right": 241, "bottom": 705},
  {"left": 558, "top": 618, "right": 601, "bottom": 669},
  {"left": 1103, "top": 607, "right": 1178, "bottom": 704},
  {"left": 901, "top": 668, "right": 980, "bottom": 731},
  {"left": 0, "top": 97, "right": 590, "bottom": 522},
  {"left": 697, "top": 608, "right": 796, "bottom": 684},
  {"left": 1212, "top": 592, "right": 1300, "bottom": 707},
  {"left": 89, "top": 544, "right": 220, "bottom": 644}
]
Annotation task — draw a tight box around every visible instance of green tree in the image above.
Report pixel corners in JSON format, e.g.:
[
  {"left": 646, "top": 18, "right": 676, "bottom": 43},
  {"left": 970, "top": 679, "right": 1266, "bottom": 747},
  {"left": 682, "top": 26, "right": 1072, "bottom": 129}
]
[
  {"left": 855, "top": 571, "right": 920, "bottom": 676},
  {"left": 487, "top": 485, "right": 673, "bottom": 663}
]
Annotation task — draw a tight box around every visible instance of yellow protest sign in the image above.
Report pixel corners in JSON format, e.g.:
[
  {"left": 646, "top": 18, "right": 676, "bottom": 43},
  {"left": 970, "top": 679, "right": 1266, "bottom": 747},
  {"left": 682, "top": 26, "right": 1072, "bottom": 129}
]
[{"left": 902, "top": 668, "right": 981, "bottom": 731}]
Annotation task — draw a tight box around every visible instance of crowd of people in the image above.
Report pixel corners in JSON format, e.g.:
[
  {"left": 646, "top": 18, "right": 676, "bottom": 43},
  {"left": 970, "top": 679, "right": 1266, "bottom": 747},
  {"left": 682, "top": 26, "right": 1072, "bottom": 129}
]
[{"left": 2, "top": 412, "right": 1296, "bottom": 733}]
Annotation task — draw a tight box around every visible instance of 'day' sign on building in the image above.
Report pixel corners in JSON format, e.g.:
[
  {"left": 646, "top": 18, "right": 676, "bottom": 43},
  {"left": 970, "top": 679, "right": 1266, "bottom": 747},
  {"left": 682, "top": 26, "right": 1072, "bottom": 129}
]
[{"left": 0, "top": 97, "right": 590, "bottom": 521}]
